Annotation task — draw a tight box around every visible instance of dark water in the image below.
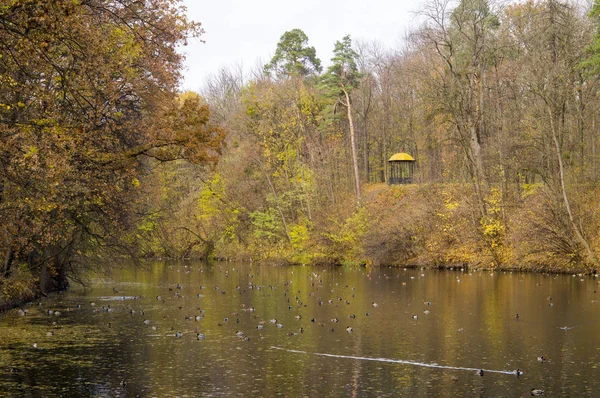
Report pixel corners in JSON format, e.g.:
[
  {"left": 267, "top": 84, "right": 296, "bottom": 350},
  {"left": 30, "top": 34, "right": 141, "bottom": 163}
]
[{"left": 1, "top": 262, "right": 599, "bottom": 397}]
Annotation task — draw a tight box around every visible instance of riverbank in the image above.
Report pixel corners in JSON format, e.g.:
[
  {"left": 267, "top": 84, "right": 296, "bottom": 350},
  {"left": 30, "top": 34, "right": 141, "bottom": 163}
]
[
  {"left": 208, "top": 182, "right": 599, "bottom": 274},
  {"left": 2, "top": 181, "right": 598, "bottom": 313},
  {"left": 0, "top": 266, "right": 39, "bottom": 312}
]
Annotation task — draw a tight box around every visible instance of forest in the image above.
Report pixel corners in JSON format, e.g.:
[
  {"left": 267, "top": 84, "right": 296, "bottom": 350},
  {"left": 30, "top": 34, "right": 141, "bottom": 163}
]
[{"left": 3, "top": 0, "right": 600, "bottom": 309}]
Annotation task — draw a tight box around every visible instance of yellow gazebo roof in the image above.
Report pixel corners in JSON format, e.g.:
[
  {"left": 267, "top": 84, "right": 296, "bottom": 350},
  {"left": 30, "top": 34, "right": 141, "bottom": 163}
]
[{"left": 388, "top": 153, "right": 415, "bottom": 162}]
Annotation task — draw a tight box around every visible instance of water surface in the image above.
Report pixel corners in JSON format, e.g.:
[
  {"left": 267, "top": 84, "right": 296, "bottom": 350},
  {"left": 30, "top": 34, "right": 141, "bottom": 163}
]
[{"left": 1, "top": 262, "right": 599, "bottom": 397}]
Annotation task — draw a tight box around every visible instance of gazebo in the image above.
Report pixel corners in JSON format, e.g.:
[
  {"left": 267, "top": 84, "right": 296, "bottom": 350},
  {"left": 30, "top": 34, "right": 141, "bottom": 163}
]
[{"left": 388, "top": 152, "right": 415, "bottom": 185}]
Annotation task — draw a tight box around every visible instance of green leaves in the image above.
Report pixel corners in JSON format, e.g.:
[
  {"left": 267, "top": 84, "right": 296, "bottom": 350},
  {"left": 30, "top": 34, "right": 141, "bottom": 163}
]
[
  {"left": 320, "top": 35, "right": 362, "bottom": 96},
  {"left": 264, "top": 29, "right": 322, "bottom": 78}
]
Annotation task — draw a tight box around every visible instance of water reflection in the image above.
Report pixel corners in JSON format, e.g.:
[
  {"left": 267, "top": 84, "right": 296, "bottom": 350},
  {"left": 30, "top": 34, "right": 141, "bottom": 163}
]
[{"left": 1, "top": 262, "right": 599, "bottom": 397}]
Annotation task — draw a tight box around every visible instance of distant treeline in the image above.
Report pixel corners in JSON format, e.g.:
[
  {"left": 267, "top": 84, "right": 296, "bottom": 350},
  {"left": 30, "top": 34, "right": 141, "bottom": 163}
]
[{"left": 135, "top": 0, "right": 600, "bottom": 271}]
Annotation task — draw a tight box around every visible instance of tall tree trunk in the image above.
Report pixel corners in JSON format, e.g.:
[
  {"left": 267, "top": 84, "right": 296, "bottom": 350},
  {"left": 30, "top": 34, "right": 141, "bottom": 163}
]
[
  {"left": 343, "top": 87, "right": 361, "bottom": 203},
  {"left": 549, "top": 108, "right": 598, "bottom": 266}
]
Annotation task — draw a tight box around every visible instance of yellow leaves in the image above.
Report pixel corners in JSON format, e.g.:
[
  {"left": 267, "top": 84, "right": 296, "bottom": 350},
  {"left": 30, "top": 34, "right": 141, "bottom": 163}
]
[
  {"left": 37, "top": 201, "right": 58, "bottom": 213},
  {"left": 131, "top": 178, "right": 141, "bottom": 188},
  {"left": 481, "top": 216, "right": 505, "bottom": 248},
  {"left": 24, "top": 146, "right": 38, "bottom": 159}
]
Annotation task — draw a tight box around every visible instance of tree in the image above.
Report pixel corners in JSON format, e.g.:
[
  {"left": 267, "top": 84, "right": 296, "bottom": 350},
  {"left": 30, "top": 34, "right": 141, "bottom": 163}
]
[
  {"left": 321, "top": 35, "right": 363, "bottom": 203},
  {"left": 0, "top": 1, "right": 221, "bottom": 293},
  {"left": 419, "top": 0, "right": 499, "bottom": 218},
  {"left": 264, "top": 29, "right": 322, "bottom": 78}
]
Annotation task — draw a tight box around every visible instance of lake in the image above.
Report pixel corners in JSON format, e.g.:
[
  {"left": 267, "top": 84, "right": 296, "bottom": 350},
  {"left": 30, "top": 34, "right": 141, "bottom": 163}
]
[{"left": 1, "top": 261, "right": 599, "bottom": 397}]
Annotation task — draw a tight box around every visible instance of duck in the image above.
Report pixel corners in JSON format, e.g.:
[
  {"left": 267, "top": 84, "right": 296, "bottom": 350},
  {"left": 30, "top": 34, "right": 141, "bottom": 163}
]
[
  {"left": 412, "top": 314, "right": 419, "bottom": 320},
  {"left": 175, "top": 331, "right": 183, "bottom": 338},
  {"left": 513, "top": 369, "right": 523, "bottom": 377},
  {"left": 476, "top": 369, "right": 484, "bottom": 376},
  {"left": 346, "top": 326, "right": 353, "bottom": 333},
  {"left": 196, "top": 333, "right": 206, "bottom": 340},
  {"left": 276, "top": 323, "right": 284, "bottom": 328},
  {"left": 530, "top": 388, "right": 544, "bottom": 396},
  {"left": 537, "top": 356, "right": 546, "bottom": 363}
]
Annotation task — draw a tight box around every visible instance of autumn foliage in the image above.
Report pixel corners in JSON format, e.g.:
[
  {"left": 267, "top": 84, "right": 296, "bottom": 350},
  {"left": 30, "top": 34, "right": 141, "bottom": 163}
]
[{"left": 0, "top": 0, "right": 222, "bottom": 302}]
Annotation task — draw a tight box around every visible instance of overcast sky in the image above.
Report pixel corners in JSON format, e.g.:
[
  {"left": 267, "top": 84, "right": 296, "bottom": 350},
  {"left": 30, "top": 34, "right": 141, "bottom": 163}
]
[{"left": 179, "top": 0, "right": 427, "bottom": 91}]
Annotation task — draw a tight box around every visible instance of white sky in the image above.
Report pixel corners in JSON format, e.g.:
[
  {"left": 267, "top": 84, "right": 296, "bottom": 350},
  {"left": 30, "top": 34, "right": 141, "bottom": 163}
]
[{"left": 179, "top": 0, "right": 427, "bottom": 91}]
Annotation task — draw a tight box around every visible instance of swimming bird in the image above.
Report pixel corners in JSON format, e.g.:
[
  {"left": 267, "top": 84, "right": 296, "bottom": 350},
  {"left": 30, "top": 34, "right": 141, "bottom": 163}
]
[
  {"left": 196, "top": 333, "right": 206, "bottom": 340},
  {"left": 476, "top": 369, "right": 484, "bottom": 376},
  {"left": 276, "top": 323, "right": 284, "bottom": 328},
  {"left": 530, "top": 388, "right": 544, "bottom": 396},
  {"left": 537, "top": 356, "right": 546, "bottom": 363},
  {"left": 346, "top": 326, "right": 353, "bottom": 333},
  {"left": 412, "top": 314, "right": 419, "bottom": 320},
  {"left": 559, "top": 325, "right": 576, "bottom": 331},
  {"left": 513, "top": 369, "right": 523, "bottom": 377},
  {"left": 175, "top": 331, "right": 183, "bottom": 338}
]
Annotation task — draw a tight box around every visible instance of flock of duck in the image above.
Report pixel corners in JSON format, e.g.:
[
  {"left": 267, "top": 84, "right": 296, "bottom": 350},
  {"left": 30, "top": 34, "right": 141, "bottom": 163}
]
[{"left": 14, "top": 264, "right": 588, "bottom": 396}]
